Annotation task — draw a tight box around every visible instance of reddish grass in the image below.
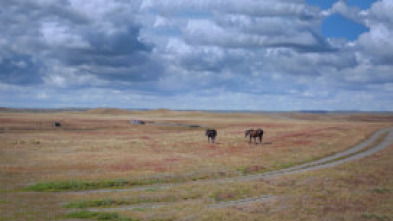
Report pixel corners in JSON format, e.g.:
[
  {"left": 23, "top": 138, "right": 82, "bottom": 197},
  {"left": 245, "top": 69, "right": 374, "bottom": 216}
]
[{"left": 108, "top": 163, "right": 136, "bottom": 172}]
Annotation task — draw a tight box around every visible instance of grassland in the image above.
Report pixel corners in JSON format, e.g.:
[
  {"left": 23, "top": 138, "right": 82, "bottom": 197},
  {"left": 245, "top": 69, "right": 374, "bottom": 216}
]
[{"left": 0, "top": 109, "right": 392, "bottom": 220}]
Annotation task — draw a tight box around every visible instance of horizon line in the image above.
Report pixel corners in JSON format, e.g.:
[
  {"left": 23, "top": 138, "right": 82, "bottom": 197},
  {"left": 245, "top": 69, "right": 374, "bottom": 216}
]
[{"left": 1, "top": 106, "right": 392, "bottom": 114}]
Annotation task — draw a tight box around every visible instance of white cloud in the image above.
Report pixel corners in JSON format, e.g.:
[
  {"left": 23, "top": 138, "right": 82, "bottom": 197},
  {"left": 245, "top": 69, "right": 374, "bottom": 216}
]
[
  {"left": 41, "top": 22, "right": 89, "bottom": 48},
  {"left": 329, "top": 1, "right": 365, "bottom": 24},
  {"left": 368, "top": 0, "right": 393, "bottom": 26},
  {"left": 357, "top": 23, "right": 393, "bottom": 64},
  {"left": 351, "top": 0, "right": 393, "bottom": 64},
  {"left": 42, "top": 63, "right": 106, "bottom": 88}
]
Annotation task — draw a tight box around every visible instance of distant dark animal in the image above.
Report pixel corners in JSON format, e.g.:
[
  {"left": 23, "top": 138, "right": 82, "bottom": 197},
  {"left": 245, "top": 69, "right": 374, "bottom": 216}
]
[
  {"left": 245, "top": 129, "right": 264, "bottom": 144},
  {"left": 131, "top": 120, "right": 146, "bottom": 125},
  {"left": 205, "top": 129, "right": 217, "bottom": 143},
  {"left": 53, "top": 122, "right": 61, "bottom": 128}
]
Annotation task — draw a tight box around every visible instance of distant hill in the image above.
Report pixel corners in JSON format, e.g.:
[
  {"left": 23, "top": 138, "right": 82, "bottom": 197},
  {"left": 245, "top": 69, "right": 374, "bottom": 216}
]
[
  {"left": 84, "top": 108, "right": 133, "bottom": 115},
  {"left": 0, "top": 107, "right": 13, "bottom": 112},
  {"left": 145, "top": 108, "right": 174, "bottom": 114},
  {"left": 0, "top": 107, "right": 88, "bottom": 113},
  {"left": 299, "top": 110, "right": 329, "bottom": 114}
]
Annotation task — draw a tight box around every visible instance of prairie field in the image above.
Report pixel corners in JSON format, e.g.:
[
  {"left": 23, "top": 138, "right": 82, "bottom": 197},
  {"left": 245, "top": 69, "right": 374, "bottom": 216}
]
[{"left": 0, "top": 109, "right": 392, "bottom": 221}]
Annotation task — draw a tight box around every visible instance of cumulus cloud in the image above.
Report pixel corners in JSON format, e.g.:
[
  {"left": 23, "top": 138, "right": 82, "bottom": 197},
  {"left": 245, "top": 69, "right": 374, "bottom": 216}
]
[
  {"left": 0, "top": 0, "right": 392, "bottom": 110},
  {"left": 356, "top": 0, "right": 393, "bottom": 65},
  {"left": 0, "top": 0, "right": 160, "bottom": 88}
]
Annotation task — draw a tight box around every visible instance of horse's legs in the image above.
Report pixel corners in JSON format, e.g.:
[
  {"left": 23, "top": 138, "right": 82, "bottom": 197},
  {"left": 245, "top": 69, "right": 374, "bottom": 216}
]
[{"left": 259, "top": 135, "right": 262, "bottom": 144}]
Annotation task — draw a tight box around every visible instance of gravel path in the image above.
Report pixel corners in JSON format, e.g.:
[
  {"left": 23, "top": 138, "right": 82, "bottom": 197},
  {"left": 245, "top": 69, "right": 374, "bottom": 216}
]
[{"left": 65, "top": 127, "right": 393, "bottom": 210}]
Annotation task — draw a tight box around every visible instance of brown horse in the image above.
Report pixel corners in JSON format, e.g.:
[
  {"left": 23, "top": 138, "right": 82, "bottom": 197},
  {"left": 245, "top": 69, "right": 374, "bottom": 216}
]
[
  {"left": 205, "top": 129, "right": 217, "bottom": 143},
  {"left": 245, "top": 129, "right": 264, "bottom": 144}
]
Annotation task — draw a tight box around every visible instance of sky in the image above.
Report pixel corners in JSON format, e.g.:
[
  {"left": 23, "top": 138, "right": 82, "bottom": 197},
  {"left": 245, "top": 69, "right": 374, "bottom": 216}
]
[{"left": 0, "top": 0, "right": 392, "bottom": 111}]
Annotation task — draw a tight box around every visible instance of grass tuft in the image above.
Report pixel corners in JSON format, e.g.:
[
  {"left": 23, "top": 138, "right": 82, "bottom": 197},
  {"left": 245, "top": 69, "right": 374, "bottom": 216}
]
[{"left": 65, "top": 210, "right": 137, "bottom": 221}]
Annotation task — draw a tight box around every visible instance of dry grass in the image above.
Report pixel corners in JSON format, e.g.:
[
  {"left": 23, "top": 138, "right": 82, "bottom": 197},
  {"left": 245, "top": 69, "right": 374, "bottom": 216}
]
[{"left": 0, "top": 109, "right": 392, "bottom": 220}]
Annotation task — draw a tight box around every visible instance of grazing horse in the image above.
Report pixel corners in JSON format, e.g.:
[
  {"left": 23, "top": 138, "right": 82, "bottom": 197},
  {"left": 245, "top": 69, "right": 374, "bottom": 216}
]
[
  {"left": 245, "top": 129, "right": 264, "bottom": 144},
  {"left": 205, "top": 129, "right": 217, "bottom": 143}
]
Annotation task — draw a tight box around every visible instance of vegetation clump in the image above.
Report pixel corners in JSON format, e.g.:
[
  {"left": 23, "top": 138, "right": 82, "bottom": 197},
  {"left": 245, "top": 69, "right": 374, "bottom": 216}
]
[
  {"left": 25, "top": 179, "right": 131, "bottom": 192},
  {"left": 65, "top": 210, "right": 137, "bottom": 221}
]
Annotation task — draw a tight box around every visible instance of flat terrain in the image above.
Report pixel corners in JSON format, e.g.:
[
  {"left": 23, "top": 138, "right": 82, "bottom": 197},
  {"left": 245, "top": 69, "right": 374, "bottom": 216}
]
[{"left": 0, "top": 109, "right": 392, "bottom": 220}]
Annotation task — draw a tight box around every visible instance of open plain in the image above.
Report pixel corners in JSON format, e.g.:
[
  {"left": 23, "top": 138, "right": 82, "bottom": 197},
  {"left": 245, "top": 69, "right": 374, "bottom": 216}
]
[{"left": 0, "top": 109, "right": 392, "bottom": 221}]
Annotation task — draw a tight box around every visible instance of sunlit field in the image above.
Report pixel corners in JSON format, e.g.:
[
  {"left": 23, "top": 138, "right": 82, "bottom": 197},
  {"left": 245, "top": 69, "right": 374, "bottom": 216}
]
[{"left": 0, "top": 109, "right": 392, "bottom": 220}]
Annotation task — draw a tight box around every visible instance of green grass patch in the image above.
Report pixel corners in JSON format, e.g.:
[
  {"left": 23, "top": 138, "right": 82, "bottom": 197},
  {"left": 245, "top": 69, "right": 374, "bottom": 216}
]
[
  {"left": 0, "top": 200, "right": 8, "bottom": 204},
  {"left": 24, "top": 171, "right": 231, "bottom": 192},
  {"left": 373, "top": 188, "right": 391, "bottom": 194},
  {"left": 361, "top": 213, "right": 390, "bottom": 221},
  {"left": 145, "top": 188, "right": 159, "bottom": 192},
  {"left": 67, "top": 199, "right": 120, "bottom": 208},
  {"left": 132, "top": 208, "right": 148, "bottom": 212},
  {"left": 24, "top": 179, "right": 131, "bottom": 192},
  {"left": 24, "top": 177, "right": 181, "bottom": 192},
  {"left": 66, "top": 210, "right": 137, "bottom": 221},
  {"left": 66, "top": 192, "right": 203, "bottom": 209},
  {"left": 279, "top": 161, "right": 297, "bottom": 169},
  {"left": 65, "top": 197, "right": 176, "bottom": 209}
]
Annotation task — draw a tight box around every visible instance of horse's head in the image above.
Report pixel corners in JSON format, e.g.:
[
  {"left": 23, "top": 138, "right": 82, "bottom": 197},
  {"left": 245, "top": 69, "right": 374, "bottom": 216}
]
[
  {"left": 245, "top": 130, "right": 250, "bottom": 137},
  {"left": 206, "top": 129, "right": 217, "bottom": 137}
]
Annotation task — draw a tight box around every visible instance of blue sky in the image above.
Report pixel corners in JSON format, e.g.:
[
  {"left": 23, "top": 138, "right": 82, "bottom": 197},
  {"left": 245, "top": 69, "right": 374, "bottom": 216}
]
[
  {"left": 322, "top": 14, "right": 369, "bottom": 40},
  {"left": 307, "top": 0, "right": 376, "bottom": 9},
  {"left": 0, "top": 0, "right": 392, "bottom": 111}
]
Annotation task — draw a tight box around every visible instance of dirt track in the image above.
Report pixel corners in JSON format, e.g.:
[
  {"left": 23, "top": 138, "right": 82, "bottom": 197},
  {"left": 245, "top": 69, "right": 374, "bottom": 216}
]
[{"left": 64, "top": 127, "right": 393, "bottom": 211}]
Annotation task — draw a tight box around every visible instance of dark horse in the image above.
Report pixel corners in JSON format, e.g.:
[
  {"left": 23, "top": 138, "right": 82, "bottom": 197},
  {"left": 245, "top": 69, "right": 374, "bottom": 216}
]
[
  {"left": 205, "top": 129, "right": 217, "bottom": 143},
  {"left": 53, "top": 121, "right": 62, "bottom": 128},
  {"left": 245, "top": 129, "right": 264, "bottom": 144}
]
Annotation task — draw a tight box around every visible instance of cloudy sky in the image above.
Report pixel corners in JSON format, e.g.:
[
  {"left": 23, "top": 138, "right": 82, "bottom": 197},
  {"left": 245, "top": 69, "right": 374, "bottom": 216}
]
[{"left": 0, "top": 0, "right": 392, "bottom": 111}]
